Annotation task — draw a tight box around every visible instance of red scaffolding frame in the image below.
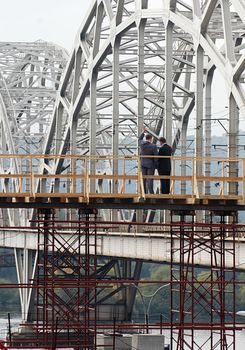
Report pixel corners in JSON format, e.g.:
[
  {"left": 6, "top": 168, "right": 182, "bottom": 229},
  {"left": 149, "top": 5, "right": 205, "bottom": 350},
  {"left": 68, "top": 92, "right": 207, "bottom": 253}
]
[
  {"left": 34, "top": 208, "right": 98, "bottom": 349},
  {"left": 3, "top": 208, "right": 243, "bottom": 350},
  {"left": 170, "top": 211, "right": 237, "bottom": 350}
]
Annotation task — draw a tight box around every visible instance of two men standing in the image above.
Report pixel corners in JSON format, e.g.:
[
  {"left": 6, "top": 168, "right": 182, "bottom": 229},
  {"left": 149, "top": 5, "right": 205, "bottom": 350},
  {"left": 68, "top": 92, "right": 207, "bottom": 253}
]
[{"left": 139, "top": 128, "right": 172, "bottom": 194}]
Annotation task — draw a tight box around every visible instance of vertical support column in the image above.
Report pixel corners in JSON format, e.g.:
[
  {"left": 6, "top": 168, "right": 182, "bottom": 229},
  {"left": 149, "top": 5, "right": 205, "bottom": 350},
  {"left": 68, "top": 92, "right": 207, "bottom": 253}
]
[
  {"left": 35, "top": 208, "right": 98, "bottom": 349},
  {"left": 170, "top": 210, "right": 236, "bottom": 350},
  {"left": 195, "top": 46, "right": 204, "bottom": 190},
  {"left": 137, "top": 19, "right": 146, "bottom": 134},
  {"left": 180, "top": 127, "right": 187, "bottom": 194},
  {"left": 195, "top": 46, "right": 204, "bottom": 225},
  {"left": 228, "top": 94, "right": 239, "bottom": 195},
  {"left": 220, "top": 0, "right": 237, "bottom": 197},
  {"left": 164, "top": 21, "right": 173, "bottom": 225},
  {"left": 90, "top": 71, "right": 98, "bottom": 193},
  {"left": 209, "top": 211, "right": 236, "bottom": 349},
  {"left": 80, "top": 209, "right": 98, "bottom": 350},
  {"left": 204, "top": 69, "right": 214, "bottom": 196},
  {"left": 35, "top": 208, "right": 54, "bottom": 347},
  {"left": 90, "top": 0, "right": 103, "bottom": 195},
  {"left": 112, "top": 37, "right": 121, "bottom": 221},
  {"left": 70, "top": 49, "right": 82, "bottom": 198},
  {"left": 170, "top": 211, "right": 195, "bottom": 350},
  {"left": 137, "top": 19, "right": 146, "bottom": 227},
  {"left": 231, "top": 212, "right": 237, "bottom": 347},
  {"left": 164, "top": 21, "right": 173, "bottom": 144}
]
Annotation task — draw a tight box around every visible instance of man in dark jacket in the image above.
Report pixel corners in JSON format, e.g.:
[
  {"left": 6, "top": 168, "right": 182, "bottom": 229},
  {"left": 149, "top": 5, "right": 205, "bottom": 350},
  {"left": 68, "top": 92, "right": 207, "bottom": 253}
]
[
  {"left": 139, "top": 128, "right": 158, "bottom": 194},
  {"left": 158, "top": 137, "right": 172, "bottom": 194}
]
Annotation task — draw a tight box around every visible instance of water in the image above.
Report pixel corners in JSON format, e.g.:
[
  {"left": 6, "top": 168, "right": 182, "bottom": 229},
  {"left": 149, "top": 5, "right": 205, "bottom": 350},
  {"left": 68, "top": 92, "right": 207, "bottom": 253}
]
[
  {"left": 0, "top": 318, "right": 245, "bottom": 349},
  {"left": 0, "top": 318, "right": 72, "bottom": 349},
  {"left": 0, "top": 317, "right": 20, "bottom": 341},
  {"left": 158, "top": 328, "right": 245, "bottom": 349}
]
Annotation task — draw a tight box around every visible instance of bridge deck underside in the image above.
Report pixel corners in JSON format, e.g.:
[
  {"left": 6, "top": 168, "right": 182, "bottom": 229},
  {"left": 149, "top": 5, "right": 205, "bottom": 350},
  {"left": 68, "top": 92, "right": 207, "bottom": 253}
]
[{"left": 0, "top": 197, "right": 244, "bottom": 211}]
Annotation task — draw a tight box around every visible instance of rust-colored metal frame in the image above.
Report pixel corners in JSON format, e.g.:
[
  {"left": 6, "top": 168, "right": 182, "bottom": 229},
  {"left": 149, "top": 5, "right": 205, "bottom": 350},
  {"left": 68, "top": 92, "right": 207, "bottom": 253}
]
[
  {"left": 35, "top": 208, "right": 98, "bottom": 349},
  {"left": 2, "top": 209, "right": 244, "bottom": 350},
  {"left": 170, "top": 211, "right": 237, "bottom": 350}
]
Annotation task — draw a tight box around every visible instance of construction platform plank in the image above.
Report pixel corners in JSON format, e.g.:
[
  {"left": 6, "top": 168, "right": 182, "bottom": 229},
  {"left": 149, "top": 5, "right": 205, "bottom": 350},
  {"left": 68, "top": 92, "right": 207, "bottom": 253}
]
[{"left": 0, "top": 195, "right": 243, "bottom": 211}]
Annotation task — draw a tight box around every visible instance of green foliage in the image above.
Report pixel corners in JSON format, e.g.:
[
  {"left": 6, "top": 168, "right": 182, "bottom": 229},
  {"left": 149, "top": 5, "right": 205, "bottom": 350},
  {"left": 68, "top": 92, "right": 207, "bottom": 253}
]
[
  {"left": 133, "top": 264, "right": 171, "bottom": 323},
  {"left": 0, "top": 278, "right": 20, "bottom": 316},
  {"left": 133, "top": 263, "right": 245, "bottom": 323}
]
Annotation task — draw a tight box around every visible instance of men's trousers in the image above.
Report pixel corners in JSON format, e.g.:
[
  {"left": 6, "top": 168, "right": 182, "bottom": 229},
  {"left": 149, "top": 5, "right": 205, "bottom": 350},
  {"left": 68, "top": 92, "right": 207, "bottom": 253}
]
[
  {"left": 141, "top": 166, "right": 155, "bottom": 194},
  {"left": 159, "top": 170, "right": 171, "bottom": 194}
]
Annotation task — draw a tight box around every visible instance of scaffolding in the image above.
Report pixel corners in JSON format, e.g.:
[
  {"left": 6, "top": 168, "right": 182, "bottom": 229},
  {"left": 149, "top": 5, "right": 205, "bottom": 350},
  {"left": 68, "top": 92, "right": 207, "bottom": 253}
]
[
  {"left": 34, "top": 209, "right": 98, "bottom": 349},
  {"left": 170, "top": 211, "right": 237, "bottom": 349},
  {"left": 2, "top": 207, "right": 243, "bottom": 350}
]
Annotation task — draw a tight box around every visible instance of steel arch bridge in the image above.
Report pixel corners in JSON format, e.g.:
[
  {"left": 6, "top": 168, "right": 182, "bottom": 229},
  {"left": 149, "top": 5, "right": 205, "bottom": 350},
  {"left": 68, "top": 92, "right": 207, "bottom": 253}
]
[
  {"left": 0, "top": 41, "right": 68, "bottom": 226},
  {"left": 0, "top": 1, "right": 244, "bottom": 217},
  {"left": 0, "top": 41, "right": 68, "bottom": 324},
  {"left": 0, "top": 1, "right": 245, "bottom": 349},
  {"left": 43, "top": 0, "right": 245, "bottom": 179}
]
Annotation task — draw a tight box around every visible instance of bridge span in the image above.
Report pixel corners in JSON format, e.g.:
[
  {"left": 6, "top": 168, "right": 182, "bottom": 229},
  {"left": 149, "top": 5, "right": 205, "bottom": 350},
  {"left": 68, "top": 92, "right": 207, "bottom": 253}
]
[
  {"left": 1, "top": 228, "right": 245, "bottom": 270},
  {"left": 0, "top": 0, "right": 245, "bottom": 348}
]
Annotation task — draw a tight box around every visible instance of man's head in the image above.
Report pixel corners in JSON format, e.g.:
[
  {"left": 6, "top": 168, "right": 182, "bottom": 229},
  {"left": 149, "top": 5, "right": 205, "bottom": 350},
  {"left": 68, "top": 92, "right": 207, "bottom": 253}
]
[
  {"left": 159, "top": 137, "right": 166, "bottom": 145},
  {"left": 145, "top": 134, "right": 153, "bottom": 142}
]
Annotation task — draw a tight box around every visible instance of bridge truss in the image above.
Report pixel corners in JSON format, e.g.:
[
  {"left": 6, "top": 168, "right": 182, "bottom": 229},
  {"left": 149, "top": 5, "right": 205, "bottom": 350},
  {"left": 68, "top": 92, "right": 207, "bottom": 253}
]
[
  {"left": 0, "top": 0, "right": 245, "bottom": 349},
  {"left": 0, "top": 41, "right": 68, "bottom": 326}
]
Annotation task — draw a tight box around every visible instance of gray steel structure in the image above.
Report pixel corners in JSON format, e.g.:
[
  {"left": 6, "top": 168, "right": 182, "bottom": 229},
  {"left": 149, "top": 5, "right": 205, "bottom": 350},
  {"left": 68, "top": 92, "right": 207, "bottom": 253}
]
[
  {"left": 0, "top": 41, "right": 67, "bottom": 225},
  {"left": 0, "top": 41, "right": 68, "bottom": 321},
  {"left": 0, "top": 41, "right": 67, "bottom": 156},
  {"left": 0, "top": 0, "right": 245, "bottom": 329},
  {"left": 43, "top": 0, "right": 245, "bottom": 200}
]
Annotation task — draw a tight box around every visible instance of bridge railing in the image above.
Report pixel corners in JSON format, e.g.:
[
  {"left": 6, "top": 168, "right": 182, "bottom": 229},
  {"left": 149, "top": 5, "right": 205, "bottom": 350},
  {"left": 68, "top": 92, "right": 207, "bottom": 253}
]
[{"left": 0, "top": 154, "right": 244, "bottom": 201}]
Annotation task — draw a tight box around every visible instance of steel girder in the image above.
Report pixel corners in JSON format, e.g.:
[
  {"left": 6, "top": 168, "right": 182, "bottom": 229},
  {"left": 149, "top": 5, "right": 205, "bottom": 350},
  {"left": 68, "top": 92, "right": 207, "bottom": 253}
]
[
  {"left": 0, "top": 41, "right": 68, "bottom": 321},
  {"left": 0, "top": 0, "right": 244, "bottom": 334},
  {"left": 0, "top": 41, "right": 68, "bottom": 226},
  {"left": 0, "top": 41, "right": 68, "bottom": 156},
  {"left": 42, "top": 0, "right": 245, "bottom": 187}
]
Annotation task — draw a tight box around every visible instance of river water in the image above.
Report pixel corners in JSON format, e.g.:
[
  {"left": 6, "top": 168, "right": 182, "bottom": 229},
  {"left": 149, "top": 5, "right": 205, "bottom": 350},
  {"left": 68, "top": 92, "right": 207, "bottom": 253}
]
[
  {"left": 1, "top": 318, "right": 245, "bottom": 349},
  {"left": 0, "top": 318, "right": 73, "bottom": 349},
  {"left": 158, "top": 328, "right": 245, "bottom": 349}
]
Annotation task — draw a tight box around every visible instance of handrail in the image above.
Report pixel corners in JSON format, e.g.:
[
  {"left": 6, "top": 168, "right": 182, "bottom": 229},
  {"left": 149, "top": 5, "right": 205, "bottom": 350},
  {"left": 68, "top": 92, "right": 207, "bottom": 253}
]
[
  {"left": 0, "top": 153, "right": 243, "bottom": 161},
  {"left": 0, "top": 154, "right": 243, "bottom": 202}
]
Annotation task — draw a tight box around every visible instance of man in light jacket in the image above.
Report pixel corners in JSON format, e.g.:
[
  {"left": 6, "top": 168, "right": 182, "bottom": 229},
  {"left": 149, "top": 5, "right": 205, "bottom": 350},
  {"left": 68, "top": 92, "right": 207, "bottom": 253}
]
[{"left": 139, "top": 127, "right": 158, "bottom": 194}]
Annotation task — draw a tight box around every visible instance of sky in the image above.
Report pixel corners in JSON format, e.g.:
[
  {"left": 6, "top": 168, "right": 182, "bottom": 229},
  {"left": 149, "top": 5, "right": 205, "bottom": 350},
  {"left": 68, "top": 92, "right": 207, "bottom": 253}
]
[
  {"left": 0, "top": 0, "right": 90, "bottom": 52},
  {"left": 0, "top": 0, "right": 235, "bottom": 137}
]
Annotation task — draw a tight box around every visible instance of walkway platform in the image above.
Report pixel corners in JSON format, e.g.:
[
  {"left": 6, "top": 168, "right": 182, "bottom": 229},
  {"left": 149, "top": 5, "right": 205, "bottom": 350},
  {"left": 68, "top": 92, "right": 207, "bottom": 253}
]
[
  {"left": 0, "top": 195, "right": 243, "bottom": 211},
  {"left": 0, "top": 154, "right": 244, "bottom": 210}
]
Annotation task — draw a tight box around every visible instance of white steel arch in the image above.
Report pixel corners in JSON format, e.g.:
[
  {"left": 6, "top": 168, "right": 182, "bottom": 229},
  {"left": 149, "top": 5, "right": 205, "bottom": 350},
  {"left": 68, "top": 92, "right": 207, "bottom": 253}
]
[
  {"left": 0, "top": 0, "right": 245, "bottom": 323},
  {"left": 0, "top": 41, "right": 68, "bottom": 222},
  {"left": 0, "top": 41, "right": 68, "bottom": 156},
  {"left": 0, "top": 40, "right": 68, "bottom": 226},
  {"left": 0, "top": 41, "right": 68, "bottom": 321},
  {"left": 43, "top": 0, "right": 245, "bottom": 200}
]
